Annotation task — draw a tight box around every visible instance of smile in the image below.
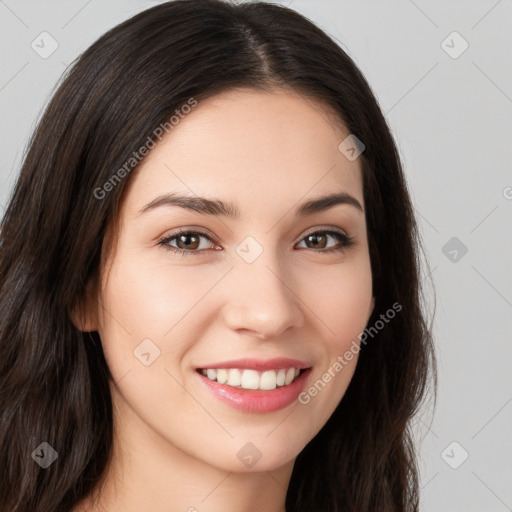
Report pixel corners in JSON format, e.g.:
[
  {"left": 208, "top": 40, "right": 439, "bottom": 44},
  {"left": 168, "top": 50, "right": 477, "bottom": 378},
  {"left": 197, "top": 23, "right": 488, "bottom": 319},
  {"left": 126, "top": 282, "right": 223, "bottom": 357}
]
[
  {"left": 195, "top": 357, "right": 313, "bottom": 413},
  {"left": 199, "top": 367, "right": 303, "bottom": 390}
]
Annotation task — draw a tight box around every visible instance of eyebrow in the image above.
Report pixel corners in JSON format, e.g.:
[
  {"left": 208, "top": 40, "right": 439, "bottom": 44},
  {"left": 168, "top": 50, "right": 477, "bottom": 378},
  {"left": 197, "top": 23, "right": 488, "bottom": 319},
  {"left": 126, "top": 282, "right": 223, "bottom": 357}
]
[{"left": 137, "top": 191, "right": 364, "bottom": 219}]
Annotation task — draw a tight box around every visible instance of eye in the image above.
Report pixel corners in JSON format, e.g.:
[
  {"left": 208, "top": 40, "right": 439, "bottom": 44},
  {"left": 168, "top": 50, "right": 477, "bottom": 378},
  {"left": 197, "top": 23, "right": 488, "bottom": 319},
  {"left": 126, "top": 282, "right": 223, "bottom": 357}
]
[
  {"left": 158, "top": 229, "right": 217, "bottom": 256},
  {"left": 296, "top": 229, "right": 354, "bottom": 254},
  {"left": 158, "top": 228, "right": 355, "bottom": 257}
]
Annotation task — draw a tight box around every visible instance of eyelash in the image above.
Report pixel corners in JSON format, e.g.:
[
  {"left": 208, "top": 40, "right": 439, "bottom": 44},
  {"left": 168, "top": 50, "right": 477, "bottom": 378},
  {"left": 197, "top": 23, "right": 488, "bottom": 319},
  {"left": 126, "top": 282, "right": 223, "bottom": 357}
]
[{"left": 157, "top": 228, "right": 355, "bottom": 257}]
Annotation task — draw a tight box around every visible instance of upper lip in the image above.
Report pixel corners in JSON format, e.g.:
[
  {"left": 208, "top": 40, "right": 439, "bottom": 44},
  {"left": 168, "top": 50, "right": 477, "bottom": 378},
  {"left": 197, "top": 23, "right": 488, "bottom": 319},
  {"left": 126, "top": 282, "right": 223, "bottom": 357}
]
[{"left": 197, "top": 358, "right": 312, "bottom": 372}]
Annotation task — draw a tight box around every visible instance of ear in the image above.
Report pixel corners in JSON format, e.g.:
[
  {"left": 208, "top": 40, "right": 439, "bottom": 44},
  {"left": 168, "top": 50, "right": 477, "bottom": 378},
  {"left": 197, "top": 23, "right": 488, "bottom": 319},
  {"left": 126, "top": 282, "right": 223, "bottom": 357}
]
[{"left": 70, "top": 273, "right": 100, "bottom": 332}]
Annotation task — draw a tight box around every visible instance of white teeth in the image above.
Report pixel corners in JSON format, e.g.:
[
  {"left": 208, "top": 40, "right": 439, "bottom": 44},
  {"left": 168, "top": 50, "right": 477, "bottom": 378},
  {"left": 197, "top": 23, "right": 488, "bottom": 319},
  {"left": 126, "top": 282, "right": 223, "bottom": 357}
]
[
  {"left": 227, "top": 368, "right": 242, "bottom": 387},
  {"left": 201, "top": 367, "right": 304, "bottom": 390},
  {"left": 260, "top": 370, "right": 277, "bottom": 390},
  {"left": 216, "top": 369, "right": 228, "bottom": 384},
  {"left": 241, "top": 369, "right": 260, "bottom": 389},
  {"left": 285, "top": 368, "right": 295, "bottom": 386}
]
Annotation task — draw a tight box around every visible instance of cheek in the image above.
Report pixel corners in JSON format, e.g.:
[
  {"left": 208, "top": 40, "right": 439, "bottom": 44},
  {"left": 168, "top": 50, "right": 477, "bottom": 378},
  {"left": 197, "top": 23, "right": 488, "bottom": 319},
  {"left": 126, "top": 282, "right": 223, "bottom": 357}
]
[
  {"left": 304, "top": 256, "right": 373, "bottom": 346},
  {"left": 97, "top": 256, "right": 223, "bottom": 376},
  {"left": 294, "top": 257, "right": 372, "bottom": 427}
]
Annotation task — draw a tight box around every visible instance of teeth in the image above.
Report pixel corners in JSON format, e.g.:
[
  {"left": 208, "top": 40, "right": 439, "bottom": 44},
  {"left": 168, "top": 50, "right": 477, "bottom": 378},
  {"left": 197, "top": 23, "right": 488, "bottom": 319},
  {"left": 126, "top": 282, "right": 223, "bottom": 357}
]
[
  {"left": 285, "top": 368, "right": 295, "bottom": 386},
  {"left": 201, "top": 367, "right": 304, "bottom": 390},
  {"left": 216, "top": 369, "right": 228, "bottom": 384},
  {"left": 260, "top": 370, "right": 277, "bottom": 390},
  {"left": 241, "top": 369, "right": 260, "bottom": 390},
  {"left": 227, "top": 368, "right": 242, "bottom": 387}
]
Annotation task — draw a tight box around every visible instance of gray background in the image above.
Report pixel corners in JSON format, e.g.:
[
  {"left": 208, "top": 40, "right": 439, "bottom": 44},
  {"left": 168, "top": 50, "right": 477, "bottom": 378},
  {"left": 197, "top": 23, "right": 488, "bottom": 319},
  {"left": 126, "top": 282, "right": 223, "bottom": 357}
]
[{"left": 1, "top": 1, "right": 511, "bottom": 510}]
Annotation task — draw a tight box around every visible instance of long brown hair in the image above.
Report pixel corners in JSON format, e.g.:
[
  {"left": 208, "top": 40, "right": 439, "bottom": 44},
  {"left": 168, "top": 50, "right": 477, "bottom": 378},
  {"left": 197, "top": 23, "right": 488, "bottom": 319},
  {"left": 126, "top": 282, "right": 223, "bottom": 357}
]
[{"left": 0, "top": 1, "right": 436, "bottom": 510}]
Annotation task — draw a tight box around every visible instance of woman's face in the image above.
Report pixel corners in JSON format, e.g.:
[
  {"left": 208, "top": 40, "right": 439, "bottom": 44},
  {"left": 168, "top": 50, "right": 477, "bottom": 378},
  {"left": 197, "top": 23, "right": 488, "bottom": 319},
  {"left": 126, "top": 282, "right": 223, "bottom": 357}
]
[{"left": 90, "top": 87, "right": 374, "bottom": 473}]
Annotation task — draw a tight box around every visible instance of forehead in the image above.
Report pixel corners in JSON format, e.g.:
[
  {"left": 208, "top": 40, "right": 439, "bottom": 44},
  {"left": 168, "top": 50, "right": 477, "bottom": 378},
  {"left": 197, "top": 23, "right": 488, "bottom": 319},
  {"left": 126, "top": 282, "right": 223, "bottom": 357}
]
[{"left": 122, "top": 87, "right": 364, "bottom": 217}]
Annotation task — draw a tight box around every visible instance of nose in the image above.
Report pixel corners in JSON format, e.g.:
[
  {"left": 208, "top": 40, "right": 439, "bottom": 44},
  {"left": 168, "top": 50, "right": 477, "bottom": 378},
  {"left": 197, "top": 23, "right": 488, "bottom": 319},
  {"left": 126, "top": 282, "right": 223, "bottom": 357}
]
[{"left": 222, "top": 250, "right": 304, "bottom": 340}]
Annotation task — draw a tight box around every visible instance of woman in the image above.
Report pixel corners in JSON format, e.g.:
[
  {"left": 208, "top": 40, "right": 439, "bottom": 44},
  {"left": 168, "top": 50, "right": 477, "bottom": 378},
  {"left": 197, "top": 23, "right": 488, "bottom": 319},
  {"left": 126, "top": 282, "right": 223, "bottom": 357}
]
[{"left": 0, "top": 1, "right": 436, "bottom": 511}]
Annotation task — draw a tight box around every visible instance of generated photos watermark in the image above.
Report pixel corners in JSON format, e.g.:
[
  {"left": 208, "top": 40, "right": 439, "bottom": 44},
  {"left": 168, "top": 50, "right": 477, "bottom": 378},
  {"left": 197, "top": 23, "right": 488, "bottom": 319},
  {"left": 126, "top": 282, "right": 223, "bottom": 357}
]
[
  {"left": 93, "top": 97, "right": 198, "bottom": 200},
  {"left": 298, "top": 301, "right": 402, "bottom": 404}
]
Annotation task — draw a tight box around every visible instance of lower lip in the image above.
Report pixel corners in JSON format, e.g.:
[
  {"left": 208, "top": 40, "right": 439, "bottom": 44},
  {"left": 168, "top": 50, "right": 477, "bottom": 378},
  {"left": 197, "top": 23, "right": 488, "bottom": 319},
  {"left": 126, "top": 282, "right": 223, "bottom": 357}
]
[{"left": 197, "top": 368, "right": 312, "bottom": 414}]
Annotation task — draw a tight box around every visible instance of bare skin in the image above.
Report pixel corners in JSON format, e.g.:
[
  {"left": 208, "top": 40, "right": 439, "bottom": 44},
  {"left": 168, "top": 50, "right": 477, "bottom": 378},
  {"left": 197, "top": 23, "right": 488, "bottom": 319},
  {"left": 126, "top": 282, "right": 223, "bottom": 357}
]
[{"left": 73, "top": 87, "right": 374, "bottom": 512}]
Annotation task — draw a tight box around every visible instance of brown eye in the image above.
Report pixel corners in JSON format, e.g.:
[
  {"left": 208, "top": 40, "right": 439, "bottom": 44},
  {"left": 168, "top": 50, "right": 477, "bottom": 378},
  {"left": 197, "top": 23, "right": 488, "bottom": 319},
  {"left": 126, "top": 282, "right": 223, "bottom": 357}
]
[
  {"left": 175, "top": 233, "right": 201, "bottom": 250},
  {"left": 158, "top": 230, "right": 216, "bottom": 256},
  {"left": 296, "top": 230, "right": 354, "bottom": 254},
  {"left": 304, "top": 233, "right": 328, "bottom": 249},
  {"left": 158, "top": 228, "right": 354, "bottom": 257}
]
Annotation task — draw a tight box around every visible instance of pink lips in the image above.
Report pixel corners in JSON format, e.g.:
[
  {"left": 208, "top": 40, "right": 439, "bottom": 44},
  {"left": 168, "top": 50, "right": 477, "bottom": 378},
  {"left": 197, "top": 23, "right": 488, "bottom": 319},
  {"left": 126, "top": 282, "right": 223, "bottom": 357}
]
[
  {"left": 196, "top": 357, "right": 312, "bottom": 371},
  {"left": 196, "top": 358, "right": 312, "bottom": 414}
]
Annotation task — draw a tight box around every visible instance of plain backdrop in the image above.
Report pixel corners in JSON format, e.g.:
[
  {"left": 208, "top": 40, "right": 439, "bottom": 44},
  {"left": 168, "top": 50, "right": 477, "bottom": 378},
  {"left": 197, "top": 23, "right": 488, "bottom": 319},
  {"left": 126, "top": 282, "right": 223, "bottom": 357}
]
[{"left": 0, "top": 1, "right": 511, "bottom": 511}]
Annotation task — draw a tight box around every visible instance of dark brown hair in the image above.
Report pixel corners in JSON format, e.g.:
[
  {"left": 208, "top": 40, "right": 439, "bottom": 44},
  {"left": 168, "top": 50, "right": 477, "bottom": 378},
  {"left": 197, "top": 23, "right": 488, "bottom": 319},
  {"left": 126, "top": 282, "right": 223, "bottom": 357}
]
[{"left": 0, "top": 1, "right": 436, "bottom": 510}]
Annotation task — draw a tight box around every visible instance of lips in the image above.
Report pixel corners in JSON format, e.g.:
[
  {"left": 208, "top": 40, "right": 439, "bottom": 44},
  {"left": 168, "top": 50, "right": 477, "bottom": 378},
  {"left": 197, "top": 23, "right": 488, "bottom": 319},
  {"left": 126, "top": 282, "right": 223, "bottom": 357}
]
[
  {"left": 195, "top": 358, "right": 313, "bottom": 413},
  {"left": 196, "top": 357, "right": 312, "bottom": 372}
]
